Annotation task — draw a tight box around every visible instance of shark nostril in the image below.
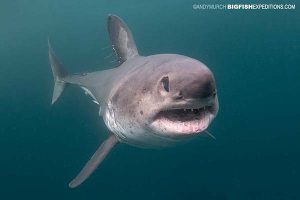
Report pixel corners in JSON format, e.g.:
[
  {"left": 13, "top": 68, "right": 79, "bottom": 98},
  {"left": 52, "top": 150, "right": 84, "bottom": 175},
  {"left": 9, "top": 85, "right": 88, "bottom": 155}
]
[
  {"left": 199, "top": 80, "right": 216, "bottom": 98},
  {"left": 212, "top": 89, "right": 217, "bottom": 97},
  {"left": 175, "top": 90, "right": 183, "bottom": 99},
  {"left": 202, "top": 90, "right": 216, "bottom": 98},
  {"left": 178, "top": 90, "right": 183, "bottom": 97}
]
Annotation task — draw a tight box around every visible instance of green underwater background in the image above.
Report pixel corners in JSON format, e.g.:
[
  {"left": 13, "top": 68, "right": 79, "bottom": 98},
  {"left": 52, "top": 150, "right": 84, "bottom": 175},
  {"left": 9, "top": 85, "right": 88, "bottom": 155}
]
[{"left": 0, "top": 0, "right": 299, "bottom": 199}]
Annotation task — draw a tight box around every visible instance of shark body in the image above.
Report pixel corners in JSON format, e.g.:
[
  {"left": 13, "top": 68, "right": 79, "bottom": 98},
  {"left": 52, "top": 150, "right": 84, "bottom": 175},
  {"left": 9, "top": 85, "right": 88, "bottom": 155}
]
[{"left": 48, "top": 15, "right": 219, "bottom": 188}]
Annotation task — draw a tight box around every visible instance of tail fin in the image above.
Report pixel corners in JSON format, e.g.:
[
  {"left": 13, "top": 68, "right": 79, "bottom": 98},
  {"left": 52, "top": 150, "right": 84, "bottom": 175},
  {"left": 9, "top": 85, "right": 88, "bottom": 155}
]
[{"left": 48, "top": 39, "right": 68, "bottom": 104}]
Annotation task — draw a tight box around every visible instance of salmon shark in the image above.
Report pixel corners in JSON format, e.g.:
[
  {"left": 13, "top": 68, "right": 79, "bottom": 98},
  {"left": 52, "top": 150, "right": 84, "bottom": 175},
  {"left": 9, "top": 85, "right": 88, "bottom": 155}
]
[{"left": 48, "top": 15, "right": 219, "bottom": 188}]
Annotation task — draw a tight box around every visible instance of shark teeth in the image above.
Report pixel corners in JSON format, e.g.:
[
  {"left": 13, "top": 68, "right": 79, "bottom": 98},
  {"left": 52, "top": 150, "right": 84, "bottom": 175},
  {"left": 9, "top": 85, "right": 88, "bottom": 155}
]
[
  {"left": 153, "top": 110, "right": 212, "bottom": 135},
  {"left": 177, "top": 106, "right": 210, "bottom": 114}
]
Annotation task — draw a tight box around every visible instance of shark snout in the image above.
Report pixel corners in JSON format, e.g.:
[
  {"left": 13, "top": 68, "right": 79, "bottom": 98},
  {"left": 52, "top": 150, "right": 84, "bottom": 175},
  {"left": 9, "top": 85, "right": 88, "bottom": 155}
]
[{"left": 172, "top": 74, "right": 216, "bottom": 101}]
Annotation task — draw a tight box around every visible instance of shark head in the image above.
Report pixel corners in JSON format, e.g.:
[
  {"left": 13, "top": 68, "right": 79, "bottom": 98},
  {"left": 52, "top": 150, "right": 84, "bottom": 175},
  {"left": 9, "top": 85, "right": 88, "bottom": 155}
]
[
  {"left": 148, "top": 55, "right": 218, "bottom": 139},
  {"left": 106, "top": 54, "right": 218, "bottom": 147}
]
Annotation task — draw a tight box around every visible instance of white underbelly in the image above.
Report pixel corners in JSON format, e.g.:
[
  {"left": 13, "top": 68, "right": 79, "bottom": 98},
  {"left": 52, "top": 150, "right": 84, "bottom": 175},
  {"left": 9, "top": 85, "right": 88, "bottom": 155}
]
[{"left": 102, "top": 103, "right": 183, "bottom": 148}]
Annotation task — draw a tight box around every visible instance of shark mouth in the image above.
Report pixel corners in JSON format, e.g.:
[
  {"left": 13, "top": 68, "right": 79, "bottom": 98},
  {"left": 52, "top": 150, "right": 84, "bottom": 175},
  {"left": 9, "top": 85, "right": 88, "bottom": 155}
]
[{"left": 152, "top": 105, "right": 216, "bottom": 136}]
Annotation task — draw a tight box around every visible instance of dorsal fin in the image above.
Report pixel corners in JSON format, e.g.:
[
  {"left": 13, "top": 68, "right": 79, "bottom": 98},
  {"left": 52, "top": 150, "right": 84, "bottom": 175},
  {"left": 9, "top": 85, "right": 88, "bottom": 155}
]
[{"left": 107, "top": 15, "right": 139, "bottom": 64}]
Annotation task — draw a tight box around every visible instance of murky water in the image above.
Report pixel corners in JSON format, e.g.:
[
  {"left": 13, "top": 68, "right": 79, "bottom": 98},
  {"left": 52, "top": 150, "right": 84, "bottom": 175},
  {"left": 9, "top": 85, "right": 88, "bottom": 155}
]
[{"left": 0, "top": 0, "right": 299, "bottom": 199}]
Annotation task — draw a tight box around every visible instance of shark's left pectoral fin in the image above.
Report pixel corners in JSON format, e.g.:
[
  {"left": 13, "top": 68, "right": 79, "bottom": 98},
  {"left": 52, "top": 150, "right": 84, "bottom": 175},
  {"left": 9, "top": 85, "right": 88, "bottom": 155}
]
[
  {"left": 69, "top": 134, "right": 118, "bottom": 188},
  {"left": 204, "top": 130, "right": 216, "bottom": 140}
]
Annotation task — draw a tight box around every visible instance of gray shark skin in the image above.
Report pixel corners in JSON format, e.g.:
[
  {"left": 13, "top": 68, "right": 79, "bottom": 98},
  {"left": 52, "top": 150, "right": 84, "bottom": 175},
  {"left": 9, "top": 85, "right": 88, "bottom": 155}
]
[{"left": 48, "top": 15, "right": 219, "bottom": 188}]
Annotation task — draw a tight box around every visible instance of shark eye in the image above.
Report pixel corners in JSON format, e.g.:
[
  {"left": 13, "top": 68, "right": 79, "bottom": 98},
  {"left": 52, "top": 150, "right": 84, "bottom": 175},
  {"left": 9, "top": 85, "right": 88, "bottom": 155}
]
[{"left": 161, "top": 76, "right": 170, "bottom": 92}]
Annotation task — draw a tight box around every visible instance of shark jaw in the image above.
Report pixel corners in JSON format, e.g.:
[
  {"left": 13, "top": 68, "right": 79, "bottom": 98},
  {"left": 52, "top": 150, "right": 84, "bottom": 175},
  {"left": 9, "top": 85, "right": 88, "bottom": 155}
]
[{"left": 151, "top": 101, "right": 217, "bottom": 137}]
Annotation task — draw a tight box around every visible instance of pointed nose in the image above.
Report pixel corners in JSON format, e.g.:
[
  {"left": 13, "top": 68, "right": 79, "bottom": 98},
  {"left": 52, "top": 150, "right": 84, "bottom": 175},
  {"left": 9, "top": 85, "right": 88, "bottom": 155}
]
[
  {"left": 175, "top": 73, "right": 216, "bottom": 100},
  {"left": 197, "top": 78, "right": 216, "bottom": 98}
]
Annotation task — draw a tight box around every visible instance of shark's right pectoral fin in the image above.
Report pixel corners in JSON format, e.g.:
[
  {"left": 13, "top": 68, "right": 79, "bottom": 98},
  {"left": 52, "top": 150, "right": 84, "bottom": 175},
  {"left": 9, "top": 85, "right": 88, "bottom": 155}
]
[{"left": 69, "top": 134, "right": 118, "bottom": 188}]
